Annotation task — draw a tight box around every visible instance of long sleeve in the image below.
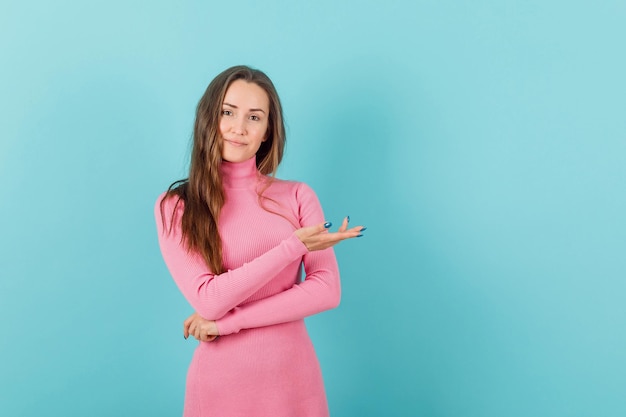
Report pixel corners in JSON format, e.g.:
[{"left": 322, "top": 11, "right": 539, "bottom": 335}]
[
  {"left": 155, "top": 193, "right": 309, "bottom": 320},
  {"left": 215, "top": 183, "right": 341, "bottom": 335}
]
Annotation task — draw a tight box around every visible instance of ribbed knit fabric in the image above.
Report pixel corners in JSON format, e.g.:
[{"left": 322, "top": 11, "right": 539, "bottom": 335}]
[{"left": 155, "top": 156, "right": 340, "bottom": 417}]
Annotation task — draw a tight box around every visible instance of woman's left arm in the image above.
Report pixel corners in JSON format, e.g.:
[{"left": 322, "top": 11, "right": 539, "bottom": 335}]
[
  {"left": 213, "top": 182, "right": 351, "bottom": 336},
  {"left": 183, "top": 183, "right": 363, "bottom": 339},
  {"left": 215, "top": 242, "right": 341, "bottom": 335},
  {"left": 184, "top": 236, "right": 345, "bottom": 339}
]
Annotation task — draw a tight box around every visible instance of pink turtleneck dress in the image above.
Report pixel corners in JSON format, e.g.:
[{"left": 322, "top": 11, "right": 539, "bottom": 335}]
[{"left": 155, "top": 156, "right": 340, "bottom": 417}]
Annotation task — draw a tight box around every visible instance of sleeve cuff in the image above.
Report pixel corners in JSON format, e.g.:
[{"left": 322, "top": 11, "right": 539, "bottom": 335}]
[{"left": 215, "top": 307, "right": 242, "bottom": 336}]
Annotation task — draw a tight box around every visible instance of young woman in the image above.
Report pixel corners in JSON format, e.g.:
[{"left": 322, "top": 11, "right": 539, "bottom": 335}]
[{"left": 155, "top": 65, "right": 364, "bottom": 417}]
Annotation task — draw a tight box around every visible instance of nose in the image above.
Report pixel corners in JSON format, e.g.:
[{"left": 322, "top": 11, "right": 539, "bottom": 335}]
[{"left": 230, "top": 116, "right": 246, "bottom": 135}]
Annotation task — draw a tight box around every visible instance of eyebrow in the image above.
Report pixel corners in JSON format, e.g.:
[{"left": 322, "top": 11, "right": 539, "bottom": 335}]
[{"left": 223, "top": 102, "right": 266, "bottom": 114}]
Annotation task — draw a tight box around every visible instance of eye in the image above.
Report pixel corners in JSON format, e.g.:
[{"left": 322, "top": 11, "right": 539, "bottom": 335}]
[
  {"left": 249, "top": 115, "right": 260, "bottom": 121},
  {"left": 221, "top": 109, "right": 233, "bottom": 116}
]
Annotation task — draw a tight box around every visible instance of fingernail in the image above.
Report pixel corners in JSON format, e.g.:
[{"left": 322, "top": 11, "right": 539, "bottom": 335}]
[
  {"left": 357, "top": 234, "right": 363, "bottom": 238},
  {"left": 347, "top": 215, "right": 350, "bottom": 223},
  {"left": 360, "top": 227, "right": 367, "bottom": 232},
  {"left": 324, "top": 222, "right": 332, "bottom": 228}
]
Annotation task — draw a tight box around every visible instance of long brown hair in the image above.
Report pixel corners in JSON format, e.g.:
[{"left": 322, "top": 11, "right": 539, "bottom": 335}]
[{"left": 161, "top": 65, "right": 286, "bottom": 274}]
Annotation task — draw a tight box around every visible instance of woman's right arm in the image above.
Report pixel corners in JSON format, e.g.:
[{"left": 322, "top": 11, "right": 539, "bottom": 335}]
[{"left": 155, "top": 194, "right": 308, "bottom": 320}]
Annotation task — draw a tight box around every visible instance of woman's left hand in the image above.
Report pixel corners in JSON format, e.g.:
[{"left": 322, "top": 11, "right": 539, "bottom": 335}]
[{"left": 183, "top": 312, "right": 220, "bottom": 342}]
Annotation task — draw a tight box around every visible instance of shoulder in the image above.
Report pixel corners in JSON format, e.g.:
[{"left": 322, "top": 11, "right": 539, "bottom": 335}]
[
  {"left": 155, "top": 191, "right": 184, "bottom": 212},
  {"left": 293, "top": 181, "right": 319, "bottom": 204},
  {"left": 266, "top": 177, "right": 324, "bottom": 223},
  {"left": 154, "top": 191, "right": 185, "bottom": 230},
  {"left": 264, "top": 177, "right": 319, "bottom": 202}
]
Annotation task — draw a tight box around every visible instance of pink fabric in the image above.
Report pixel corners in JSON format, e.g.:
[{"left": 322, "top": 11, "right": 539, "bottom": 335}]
[{"left": 155, "top": 156, "right": 340, "bottom": 417}]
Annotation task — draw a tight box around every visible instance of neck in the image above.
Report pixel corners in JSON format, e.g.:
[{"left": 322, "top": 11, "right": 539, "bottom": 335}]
[{"left": 220, "top": 156, "right": 259, "bottom": 189}]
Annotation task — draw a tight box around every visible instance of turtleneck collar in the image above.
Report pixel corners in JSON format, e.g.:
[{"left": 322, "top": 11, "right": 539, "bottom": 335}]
[{"left": 220, "top": 156, "right": 259, "bottom": 189}]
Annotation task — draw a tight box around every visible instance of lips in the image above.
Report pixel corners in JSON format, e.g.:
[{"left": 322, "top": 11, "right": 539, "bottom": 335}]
[{"left": 224, "top": 139, "right": 246, "bottom": 147}]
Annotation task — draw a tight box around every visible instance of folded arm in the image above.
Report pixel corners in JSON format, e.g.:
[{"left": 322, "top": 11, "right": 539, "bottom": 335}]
[
  {"left": 215, "top": 183, "right": 354, "bottom": 335},
  {"left": 155, "top": 193, "right": 308, "bottom": 320},
  {"left": 215, "top": 244, "right": 341, "bottom": 335}
]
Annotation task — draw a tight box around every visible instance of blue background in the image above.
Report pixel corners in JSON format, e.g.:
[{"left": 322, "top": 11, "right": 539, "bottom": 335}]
[{"left": 2, "top": 1, "right": 625, "bottom": 416}]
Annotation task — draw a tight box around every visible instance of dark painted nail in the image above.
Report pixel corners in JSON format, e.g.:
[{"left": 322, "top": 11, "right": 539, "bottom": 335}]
[
  {"left": 324, "top": 222, "right": 332, "bottom": 228},
  {"left": 347, "top": 215, "right": 350, "bottom": 223},
  {"left": 360, "top": 227, "right": 367, "bottom": 232},
  {"left": 356, "top": 234, "right": 363, "bottom": 238}
]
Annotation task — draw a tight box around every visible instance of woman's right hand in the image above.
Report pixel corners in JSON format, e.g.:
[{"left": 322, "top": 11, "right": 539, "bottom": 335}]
[
  {"left": 294, "top": 217, "right": 365, "bottom": 251},
  {"left": 183, "top": 312, "right": 220, "bottom": 342}
]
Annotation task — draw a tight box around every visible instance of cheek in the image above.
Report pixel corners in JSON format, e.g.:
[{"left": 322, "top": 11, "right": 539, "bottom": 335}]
[
  {"left": 259, "top": 122, "right": 269, "bottom": 141},
  {"left": 218, "top": 119, "right": 227, "bottom": 135}
]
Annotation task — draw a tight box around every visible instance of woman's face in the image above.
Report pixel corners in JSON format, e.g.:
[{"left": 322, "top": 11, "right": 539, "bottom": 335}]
[{"left": 219, "top": 79, "right": 270, "bottom": 163}]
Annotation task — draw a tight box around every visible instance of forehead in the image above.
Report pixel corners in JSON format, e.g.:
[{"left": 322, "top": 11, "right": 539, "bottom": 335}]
[{"left": 223, "top": 79, "right": 269, "bottom": 110}]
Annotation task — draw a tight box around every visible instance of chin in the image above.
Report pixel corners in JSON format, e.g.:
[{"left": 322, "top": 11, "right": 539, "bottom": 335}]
[{"left": 222, "top": 153, "right": 252, "bottom": 163}]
